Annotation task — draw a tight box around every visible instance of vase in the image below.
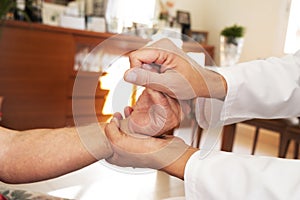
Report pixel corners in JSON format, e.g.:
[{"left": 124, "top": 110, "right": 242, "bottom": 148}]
[{"left": 220, "top": 35, "right": 244, "bottom": 66}]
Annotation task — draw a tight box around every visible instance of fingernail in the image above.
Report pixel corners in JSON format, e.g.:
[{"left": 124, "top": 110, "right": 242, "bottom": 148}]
[
  {"left": 125, "top": 70, "right": 137, "bottom": 82},
  {"left": 110, "top": 117, "right": 120, "bottom": 127},
  {"left": 142, "top": 64, "right": 152, "bottom": 70}
]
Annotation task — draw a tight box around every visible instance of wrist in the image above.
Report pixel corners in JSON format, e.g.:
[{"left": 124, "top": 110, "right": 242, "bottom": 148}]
[
  {"left": 99, "top": 123, "right": 114, "bottom": 158},
  {"left": 161, "top": 146, "right": 198, "bottom": 180},
  {"left": 197, "top": 69, "right": 228, "bottom": 100},
  {"left": 77, "top": 123, "right": 113, "bottom": 160}
]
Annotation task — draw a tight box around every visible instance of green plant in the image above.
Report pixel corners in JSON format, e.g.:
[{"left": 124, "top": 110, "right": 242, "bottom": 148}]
[
  {"left": 0, "top": 0, "right": 31, "bottom": 22},
  {"left": 221, "top": 24, "right": 245, "bottom": 38},
  {"left": 221, "top": 24, "right": 245, "bottom": 45},
  {"left": 0, "top": 0, "right": 15, "bottom": 20}
]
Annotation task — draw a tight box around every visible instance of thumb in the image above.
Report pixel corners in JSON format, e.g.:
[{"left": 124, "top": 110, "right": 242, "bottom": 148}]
[
  {"left": 105, "top": 121, "right": 120, "bottom": 141},
  {"left": 124, "top": 68, "right": 195, "bottom": 100},
  {"left": 124, "top": 68, "right": 172, "bottom": 96},
  {"left": 124, "top": 67, "right": 160, "bottom": 86}
]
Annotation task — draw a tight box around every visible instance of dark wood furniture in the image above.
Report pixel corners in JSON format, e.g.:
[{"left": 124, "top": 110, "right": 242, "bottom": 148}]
[
  {"left": 281, "top": 118, "right": 300, "bottom": 158},
  {"left": 0, "top": 21, "right": 112, "bottom": 130},
  {"left": 221, "top": 124, "right": 237, "bottom": 152},
  {"left": 244, "top": 119, "right": 297, "bottom": 156},
  {"left": 0, "top": 20, "right": 215, "bottom": 130},
  {"left": 221, "top": 118, "right": 300, "bottom": 158}
]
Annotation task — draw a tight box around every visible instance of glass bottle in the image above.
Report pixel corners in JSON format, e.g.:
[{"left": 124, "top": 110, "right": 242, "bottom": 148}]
[
  {"left": 14, "top": 0, "right": 26, "bottom": 21},
  {"left": 26, "top": 0, "right": 43, "bottom": 23}
]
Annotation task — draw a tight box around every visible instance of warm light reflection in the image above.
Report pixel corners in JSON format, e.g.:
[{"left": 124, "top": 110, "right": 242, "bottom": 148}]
[{"left": 100, "top": 56, "right": 144, "bottom": 116}]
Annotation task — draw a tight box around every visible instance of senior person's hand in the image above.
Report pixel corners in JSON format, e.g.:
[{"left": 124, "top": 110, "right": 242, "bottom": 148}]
[
  {"left": 124, "top": 38, "right": 227, "bottom": 100},
  {"left": 105, "top": 119, "right": 197, "bottom": 179},
  {"left": 117, "top": 88, "right": 190, "bottom": 137}
]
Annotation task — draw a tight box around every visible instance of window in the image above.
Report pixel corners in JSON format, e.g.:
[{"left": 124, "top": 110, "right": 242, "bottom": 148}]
[
  {"left": 284, "top": 0, "right": 300, "bottom": 54},
  {"left": 105, "top": 0, "right": 156, "bottom": 33}
]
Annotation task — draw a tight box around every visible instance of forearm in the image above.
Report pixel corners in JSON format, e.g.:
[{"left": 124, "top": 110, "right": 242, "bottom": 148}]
[
  {"left": 161, "top": 146, "right": 198, "bottom": 180},
  {"left": 0, "top": 123, "right": 112, "bottom": 184}
]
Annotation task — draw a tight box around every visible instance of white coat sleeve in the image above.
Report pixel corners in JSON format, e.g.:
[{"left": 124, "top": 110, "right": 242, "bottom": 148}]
[
  {"left": 184, "top": 150, "right": 300, "bottom": 200},
  {"left": 196, "top": 50, "right": 300, "bottom": 128}
]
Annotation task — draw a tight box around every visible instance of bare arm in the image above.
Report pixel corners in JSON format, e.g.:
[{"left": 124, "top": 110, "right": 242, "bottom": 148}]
[
  {"left": 0, "top": 123, "right": 112, "bottom": 184},
  {"left": 162, "top": 146, "right": 198, "bottom": 180}
]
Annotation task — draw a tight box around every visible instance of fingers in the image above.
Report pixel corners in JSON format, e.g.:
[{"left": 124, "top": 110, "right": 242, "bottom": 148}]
[
  {"left": 146, "top": 88, "right": 185, "bottom": 122},
  {"left": 146, "top": 38, "right": 184, "bottom": 55},
  {"left": 129, "top": 48, "right": 161, "bottom": 68},
  {"left": 113, "top": 112, "right": 123, "bottom": 120},
  {"left": 129, "top": 38, "right": 180, "bottom": 67},
  {"left": 141, "top": 63, "right": 160, "bottom": 73},
  {"left": 145, "top": 88, "right": 168, "bottom": 106},
  {"left": 124, "top": 106, "right": 133, "bottom": 118},
  {"left": 126, "top": 89, "right": 181, "bottom": 136},
  {"left": 105, "top": 117, "right": 190, "bottom": 169},
  {"left": 133, "top": 38, "right": 184, "bottom": 68},
  {"left": 105, "top": 121, "right": 122, "bottom": 144},
  {"left": 129, "top": 49, "right": 179, "bottom": 73},
  {"left": 124, "top": 67, "right": 160, "bottom": 85},
  {"left": 164, "top": 95, "right": 183, "bottom": 121}
]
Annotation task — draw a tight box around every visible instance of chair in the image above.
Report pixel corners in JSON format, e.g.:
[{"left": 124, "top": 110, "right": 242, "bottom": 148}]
[
  {"left": 243, "top": 118, "right": 299, "bottom": 157},
  {"left": 191, "top": 124, "right": 203, "bottom": 148},
  {"left": 281, "top": 118, "right": 300, "bottom": 159},
  {"left": 221, "top": 118, "right": 299, "bottom": 158}
]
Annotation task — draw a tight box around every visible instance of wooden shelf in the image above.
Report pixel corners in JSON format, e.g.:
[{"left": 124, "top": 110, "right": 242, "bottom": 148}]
[{"left": 0, "top": 21, "right": 110, "bottom": 130}]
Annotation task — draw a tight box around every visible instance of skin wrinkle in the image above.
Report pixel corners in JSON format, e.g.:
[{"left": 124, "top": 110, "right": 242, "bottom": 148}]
[
  {"left": 149, "top": 92, "right": 167, "bottom": 127},
  {"left": 124, "top": 88, "right": 181, "bottom": 136},
  {"left": 155, "top": 51, "right": 167, "bottom": 65},
  {"left": 131, "top": 105, "right": 165, "bottom": 136},
  {"left": 145, "top": 47, "right": 186, "bottom": 73},
  {"left": 151, "top": 105, "right": 167, "bottom": 134}
]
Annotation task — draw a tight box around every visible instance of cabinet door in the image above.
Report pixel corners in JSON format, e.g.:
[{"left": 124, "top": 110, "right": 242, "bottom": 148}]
[{"left": 0, "top": 24, "right": 74, "bottom": 130}]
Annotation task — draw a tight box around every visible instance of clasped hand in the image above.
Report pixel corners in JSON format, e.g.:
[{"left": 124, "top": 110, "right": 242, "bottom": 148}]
[{"left": 105, "top": 88, "right": 190, "bottom": 169}]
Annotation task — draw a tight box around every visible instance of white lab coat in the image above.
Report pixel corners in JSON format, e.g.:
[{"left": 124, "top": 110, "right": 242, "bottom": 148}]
[{"left": 184, "top": 51, "right": 300, "bottom": 199}]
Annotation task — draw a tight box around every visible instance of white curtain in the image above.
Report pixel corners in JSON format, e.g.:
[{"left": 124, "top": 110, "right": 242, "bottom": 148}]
[
  {"left": 284, "top": 0, "right": 300, "bottom": 54},
  {"left": 105, "top": 0, "right": 156, "bottom": 27}
]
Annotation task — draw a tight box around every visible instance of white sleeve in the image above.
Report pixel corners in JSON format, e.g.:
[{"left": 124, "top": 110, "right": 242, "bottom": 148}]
[
  {"left": 184, "top": 150, "right": 300, "bottom": 200},
  {"left": 196, "top": 50, "right": 300, "bottom": 128}
]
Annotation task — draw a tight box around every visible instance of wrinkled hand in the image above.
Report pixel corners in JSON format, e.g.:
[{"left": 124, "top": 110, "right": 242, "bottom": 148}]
[
  {"left": 105, "top": 119, "right": 189, "bottom": 169},
  {"left": 119, "top": 88, "right": 189, "bottom": 136},
  {"left": 124, "top": 38, "right": 227, "bottom": 100}
]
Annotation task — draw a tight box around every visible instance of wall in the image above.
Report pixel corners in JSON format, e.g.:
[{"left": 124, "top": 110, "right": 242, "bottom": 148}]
[{"left": 172, "top": 0, "right": 291, "bottom": 65}]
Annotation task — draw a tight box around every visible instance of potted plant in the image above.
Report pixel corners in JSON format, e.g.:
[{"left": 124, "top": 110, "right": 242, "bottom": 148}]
[
  {"left": 0, "top": 0, "right": 15, "bottom": 21},
  {"left": 221, "top": 24, "right": 245, "bottom": 45},
  {"left": 220, "top": 24, "right": 245, "bottom": 66},
  {"left": 0, "top": 0, "right": 31, "bottom": 22}
]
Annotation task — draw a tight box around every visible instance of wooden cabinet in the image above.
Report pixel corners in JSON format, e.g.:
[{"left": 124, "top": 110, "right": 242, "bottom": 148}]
[
  {"left": 0, "top": 21, "right": 214, "bottom": 130},
  {"left": 0, "top": 21, "right": 110, "bottom": 130}
]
